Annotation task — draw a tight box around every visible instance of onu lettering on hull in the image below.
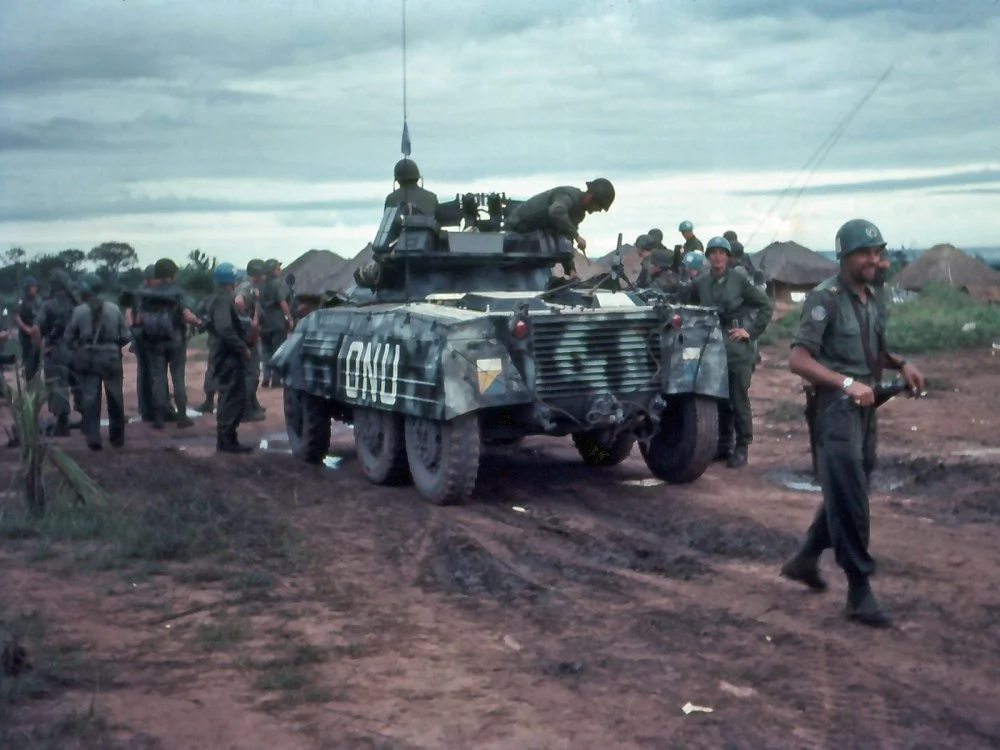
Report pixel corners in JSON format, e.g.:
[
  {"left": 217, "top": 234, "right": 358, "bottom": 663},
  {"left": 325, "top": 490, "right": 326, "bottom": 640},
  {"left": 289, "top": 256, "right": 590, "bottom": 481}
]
[{"left": 343, "top": 341, "right": 401, "bottom": 406}]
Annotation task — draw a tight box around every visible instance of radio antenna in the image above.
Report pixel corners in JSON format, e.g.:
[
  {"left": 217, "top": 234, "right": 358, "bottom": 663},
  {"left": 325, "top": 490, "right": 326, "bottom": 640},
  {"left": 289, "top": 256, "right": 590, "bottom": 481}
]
[{"left": 400, "top": 0, "right": 411, "bottom": 157}]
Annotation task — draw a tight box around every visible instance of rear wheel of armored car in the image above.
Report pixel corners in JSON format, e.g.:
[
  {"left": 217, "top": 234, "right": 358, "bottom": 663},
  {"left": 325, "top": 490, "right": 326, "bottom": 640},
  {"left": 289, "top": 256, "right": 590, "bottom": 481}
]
[
  {"left": 299, "top": 392, "right": 333, "bottom": 465},
  {"left": 640, "top": 395, "right": 718, "bottom": 483},
  {"left": 572, "top": 430, "right": 635, "bottom": 467},
  {"left": 354, "top": 408, "right": 410, "bottom": 485},
  {"left": 284, "top": 388, "right": 304, "bottom": 455},
  {"left": 403, "top": 413, "right": 481, "bottom": 505}
]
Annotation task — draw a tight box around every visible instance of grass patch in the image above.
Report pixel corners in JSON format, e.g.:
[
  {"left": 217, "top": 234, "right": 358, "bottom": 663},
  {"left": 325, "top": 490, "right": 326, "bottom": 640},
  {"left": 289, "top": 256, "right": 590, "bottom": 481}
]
[
  {"left": 758, "top": 309, "right": 801, "bottom": 346},
  {"left": 765, "top": 399, "right": 805, "bottom": 423},
  {"left": 240, "top": 641, "right": 337, "bottom": 710},
  {"left": 887, "top": 283, "right": 1000, "bottom": 353},
  {"left": 195, "top": 618, "right": 251, "bottom": 652}
]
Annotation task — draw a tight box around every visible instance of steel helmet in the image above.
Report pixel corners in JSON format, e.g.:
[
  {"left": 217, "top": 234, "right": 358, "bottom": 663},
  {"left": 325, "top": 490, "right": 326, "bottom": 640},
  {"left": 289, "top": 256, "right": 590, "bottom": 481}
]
[
  {"left": 634, "top": 234, "right": 655, "bottom": 251},
  {"left": 585, "top": 177, "right": 616, "bottom": 209},
  {"left": 682, "top": 251, "right": 705, "bottom": 270},
  {"left": 21, "top": 275, "right": 38, "bottom": 290},
  {"left": 142, "top": 264, "right": 156, "bottom": 280},
  {"left": 705, "top": 236, "right": 733, "bottom": 255},
  {"left": 154, "top": 258, "right": 178, "bottom": 279},
  {"left": 723, "top": 230, "right": 738, "bottom": 242},
  {"left": 835, "top": 219, "right": 886, "bottom": 259},
  {"left": 394, "top": 158, "right": 421, "bottom": 183},
  {"left": 213, "top": 262, "right": 239, "bottom": 285},
  {"left": 647, "top": 228, "right": 664, "bottom": 245},
  {"left": 650, "top": 248, "right": 673, "bottom": 267},
  {"left": 246, "top": 259, "right": 266, "bottom": 276},
  {"left": 78, "top": 273, "right": 103, "bottom": 296},
  {"left": 678, "top": 220, "right": 694, "bottom": 232}
]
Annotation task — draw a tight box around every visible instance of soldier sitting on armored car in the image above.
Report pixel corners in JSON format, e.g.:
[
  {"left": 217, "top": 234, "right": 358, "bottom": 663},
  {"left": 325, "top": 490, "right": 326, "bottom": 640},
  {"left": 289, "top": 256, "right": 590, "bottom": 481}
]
[{"left": 385, "top": 158, "right": 438, "bottom": 217}]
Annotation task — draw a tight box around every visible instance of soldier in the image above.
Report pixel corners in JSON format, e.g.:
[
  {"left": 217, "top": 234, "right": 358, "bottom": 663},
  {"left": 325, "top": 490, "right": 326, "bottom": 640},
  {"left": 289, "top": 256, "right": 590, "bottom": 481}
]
[
  {"left": 645, "top": 247, "right": 683, "bottom": 294},
  {"left": 680, "top": 250, "right": 705, "bottom": 283},
  {"left": 385, "top": 158, "right": 439, "bottom": 216},
  {"left": 504, "top": 178, "right": 616, "bottom": 276},
  {"left": 137, "top": 259, "right": 201, "bottom": 429},
  {"left": 194, "top": 291, "right": 218, "bottom": 414},
  {"left": 64, "top": 274, "right": 131, "bottom": 450},
  {"left": 781, "top": 219, "right": 925, "bottom": 628},
  {"left": 723, "top": 230, "right": 756, "bottom": 278},
  {"left": 15, "top": 276, "right": 42, "bottom": 382},
  {"left": 259, "top": 258, "right": 293, "bottom": 389},
  {"left": 684, "top": 236, "right": 773, "bottom": 468},
  {"left": 123, "top": 265, "right": 158, "bottom": 421},
  {"left": 647, "top": 228, "right": 666, "bottom": 250},
  {"left": 633, "top": 234, "right": 656, "bottom": 287},
  {"left": 35, "top": 271, "right": 78, "bottom": 437},
  {"left": 677, "top": 220, "right": 704, "bottom": 253},
  {"left": 236, "top": 259, "right": 266, "bottom": 419},
  {"left": 204, "top": 262, "right": 253, "bottom": 453}
]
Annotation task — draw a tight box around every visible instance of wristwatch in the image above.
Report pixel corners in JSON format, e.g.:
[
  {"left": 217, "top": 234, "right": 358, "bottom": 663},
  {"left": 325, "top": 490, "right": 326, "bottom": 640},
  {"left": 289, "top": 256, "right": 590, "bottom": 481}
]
[{"left": 842, "top": 376, "right": 854, "bottom": 391}]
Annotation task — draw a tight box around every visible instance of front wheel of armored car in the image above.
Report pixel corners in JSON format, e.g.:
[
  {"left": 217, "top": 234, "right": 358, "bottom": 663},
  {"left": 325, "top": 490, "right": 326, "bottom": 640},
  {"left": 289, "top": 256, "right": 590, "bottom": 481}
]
[
  {"left": 298, "top": 392, "right": 333, "bottom": 465},
  {"left": 403, "top": 413, "right": 481, "bottom": 505},
  {"left": 640, "top": 395, "right": 718, "bottom": 483},
  {"left": 354, "top": 408, "right": 410, "bottom": 485},
  {"left": 572, "top": 430, "right": 635, "bottom": 467}
]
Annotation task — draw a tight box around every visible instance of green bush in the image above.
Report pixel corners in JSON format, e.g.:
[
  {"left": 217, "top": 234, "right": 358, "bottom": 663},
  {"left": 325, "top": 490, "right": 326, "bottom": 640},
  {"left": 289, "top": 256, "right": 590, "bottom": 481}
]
[{"left": 888, "top": 283, "right": 1000, "bottom": 353}]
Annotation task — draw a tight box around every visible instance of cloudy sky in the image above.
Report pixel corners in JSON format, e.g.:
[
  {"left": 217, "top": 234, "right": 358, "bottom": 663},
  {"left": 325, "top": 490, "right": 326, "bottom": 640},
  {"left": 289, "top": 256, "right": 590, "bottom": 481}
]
[{"left": 2, "top": 0, "right": 999, "bottom": 267}]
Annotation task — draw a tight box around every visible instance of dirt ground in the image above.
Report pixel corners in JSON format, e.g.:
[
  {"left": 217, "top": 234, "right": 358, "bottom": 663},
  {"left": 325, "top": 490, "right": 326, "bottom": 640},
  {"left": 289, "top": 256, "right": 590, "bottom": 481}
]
[{"left": 2, "top": 342, "right": 999, "bottom": 749}]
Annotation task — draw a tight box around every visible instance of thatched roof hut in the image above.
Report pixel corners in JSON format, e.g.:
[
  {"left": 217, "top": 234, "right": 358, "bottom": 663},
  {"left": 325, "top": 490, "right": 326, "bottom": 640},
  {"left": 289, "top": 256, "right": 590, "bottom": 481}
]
[{"left": 891, "top": 244, "right": 1000, "bottom": 291}]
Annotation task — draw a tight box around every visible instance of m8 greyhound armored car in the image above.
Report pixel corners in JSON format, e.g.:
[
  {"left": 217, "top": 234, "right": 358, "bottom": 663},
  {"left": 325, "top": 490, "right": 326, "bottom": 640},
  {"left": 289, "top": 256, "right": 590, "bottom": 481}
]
[{"left": 272, "top": 192, "right": 729, "bottom": 505}]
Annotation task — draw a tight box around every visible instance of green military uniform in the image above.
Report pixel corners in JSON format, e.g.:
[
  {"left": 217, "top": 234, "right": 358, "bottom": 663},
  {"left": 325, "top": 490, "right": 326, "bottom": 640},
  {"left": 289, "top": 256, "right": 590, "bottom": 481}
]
[
  {"left": 384, "top": 184, "right": 439, "bottom": 216},
  {"left": 685, "top": 258, "right": 773, "bottom": 463},
  {"left": 193, "top": 294, "right": 218, "bottom": 413},
  {"left": 234, "top": 277, "right": 265, "bottom": 418},
  {"left": 64, "top": 280, "right": 131, "bottom": 450},
  {"left": 505, "top": 186, "right": 586, "bottom": 241},
  {"left": 684, "top": 235, "right": 704, "bottom": 254},
  {"left": 205, "top": 273, "right": 252, "bottom": 452},
  {"left": 791, "top": 273, "right": 883, "bottom": 578},
  {"left": 129, "top": 268, "right": 158, "bottom": 421},
  {"left": 138, "top": 282, "right": 193, "bottom": 428},
  {"left": 259, "top": 264, "right": 290, "bottom": 388},
  {"left": 35, "top": 276, "right": 78, "bottom": 436},
  {"left": 16, "top": 282, "right": 42, "bottom": 382}
]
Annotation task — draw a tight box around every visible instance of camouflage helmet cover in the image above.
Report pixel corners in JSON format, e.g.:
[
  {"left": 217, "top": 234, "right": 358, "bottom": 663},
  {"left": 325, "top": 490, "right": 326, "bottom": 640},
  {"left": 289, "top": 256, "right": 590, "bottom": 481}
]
[
  {"left": 678, "top": 220, "right": 694, "bottom": 232},
  {"left": 394, "top": 158, "right": 421, "bottom": 183},
  {"left": 246, "top": 259, "right": 266, "bottom": 276},
  {"left": 835, "top": 218, "right": 886, "bottom": 259},
  {"left": 154, "top": 258, "right": 179, "bottom": 279},
  {"left": 705, "top": 236, "right": 733, "bottom": 255},
  {"left": 585, "top": 177, "right": 615, "bottom": 209}
]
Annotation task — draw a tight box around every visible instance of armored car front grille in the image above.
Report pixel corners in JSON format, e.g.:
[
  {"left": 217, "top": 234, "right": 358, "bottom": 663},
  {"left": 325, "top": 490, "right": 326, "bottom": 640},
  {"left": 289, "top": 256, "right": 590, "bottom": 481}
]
[{"left": 531, "top": 314, "right": 661, "bottom": 399}]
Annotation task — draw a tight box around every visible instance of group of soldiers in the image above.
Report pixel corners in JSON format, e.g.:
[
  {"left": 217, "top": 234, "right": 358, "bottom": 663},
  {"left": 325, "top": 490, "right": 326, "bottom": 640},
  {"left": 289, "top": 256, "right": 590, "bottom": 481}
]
[{"left": 3, "top": 256, "right": 296, "bottom": 453}]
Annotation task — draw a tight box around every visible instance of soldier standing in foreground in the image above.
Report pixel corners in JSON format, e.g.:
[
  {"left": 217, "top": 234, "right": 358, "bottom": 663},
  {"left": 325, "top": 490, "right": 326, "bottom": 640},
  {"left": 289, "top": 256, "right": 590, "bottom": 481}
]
[
  {"left": 683, "top": 236, "right": 773, "bottom": 468},
  {"left": 64, "top": 274, "right": 131, "bottom": 451},
  {"left": 204, "top": 263, "right": 253, "bottom": 453},
  {"left": 781, "top": 219, "right": 924, "bottom": 627},
  {"left": 236, "top": 260, "right": 266, "bottom": 419},
  {"left": 503, "top": 178, "right": 616, "bottom": 277}
]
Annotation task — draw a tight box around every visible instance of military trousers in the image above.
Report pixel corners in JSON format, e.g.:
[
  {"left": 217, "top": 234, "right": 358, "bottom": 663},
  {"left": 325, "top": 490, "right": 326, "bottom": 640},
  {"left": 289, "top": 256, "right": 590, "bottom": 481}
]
[
  {"left": 261, "top": 329, "right": 285, "bottom": 383},
  {"left": 246, "top": 339, "right": 261, "bottom": 406},
  {"left": 19, "top": 335, "right": 41, "bottom": 383},
  {"left": 134, "top": 340, "right": 154, "bottom": 419},
  {"left": 214, "top": 355, "right": 247, "bottom": 441},
  {"left": 42, "top": 348, "right": 72, "bottom": 421},
  {"left": 800, "top": 386, "right": 878, "bottom": 579},
  {"left": 79, "top": 361, "right": 126, "bottom": 448},
  {"left": 149, "top": 335, "right": 188, "bottom": 418},
  {"left": 718, "top": 350, "right": 755, "bottom": 451}
]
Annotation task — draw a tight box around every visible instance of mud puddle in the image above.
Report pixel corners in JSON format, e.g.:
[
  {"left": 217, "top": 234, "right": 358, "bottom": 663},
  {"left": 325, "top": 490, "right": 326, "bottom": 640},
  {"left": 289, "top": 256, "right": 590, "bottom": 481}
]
[{"left": 767, "top": 465, "right": 914, "bottom": 494}]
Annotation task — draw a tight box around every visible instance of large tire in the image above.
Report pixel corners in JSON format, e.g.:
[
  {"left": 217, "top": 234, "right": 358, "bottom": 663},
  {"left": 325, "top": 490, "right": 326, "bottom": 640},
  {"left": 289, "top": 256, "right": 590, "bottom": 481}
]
[
  {"left": 299, "top": 392, "right": 333, "bottom": 465},
  {"left": 572, "top": 430, "right": 635, "bottom": 467},
  {"left": 284, "top": 387, "right": 304, "bottom": 455},
  {"left": 640, "top": 395, "right": 718, "bottom": 483},
  {"left": 403, "top": 413, "right": 481, "bottom": 505},
  {"left": 354, "top": 408, "right": 410, "bottom": 485}
]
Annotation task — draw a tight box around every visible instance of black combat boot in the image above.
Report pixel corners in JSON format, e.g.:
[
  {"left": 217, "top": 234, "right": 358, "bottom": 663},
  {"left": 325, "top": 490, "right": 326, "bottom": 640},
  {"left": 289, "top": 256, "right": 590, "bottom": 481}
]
[
  {"left": 176, "top": 414, "right": 194, "bottom": 428},
  {"left": 780, "top": 552, "right": 828, "bottom": 592},
  {"left": 217, "top": 433, "right": 254, "bottom": 453},
  {"left": 845, "top": 576, "right": 892, "bottom": 628},
  {"left": 727, "top": 446, "right": 748, "bottom": 468},
  {"left": 195, "top": 394, "right": 215, "bottom": 414},
  {"left": 53, "top": 415, "right": 71, "bottom": 437}
]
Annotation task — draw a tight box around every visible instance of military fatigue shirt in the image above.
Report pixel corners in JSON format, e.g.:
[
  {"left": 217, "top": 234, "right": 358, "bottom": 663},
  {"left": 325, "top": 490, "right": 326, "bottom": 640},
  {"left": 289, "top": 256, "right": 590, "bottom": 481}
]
[
  {"left": 790, "top": 275, "right": 885, "bottom": 379},
  {"left": 684, "top": 235, "right": 705, "bottom": 254},
  {"left": 384, "top": 185, "right": 439, "bottom": 217},
  {"left": 648, "top": 268, "right": 681, "bottom": 294},
  {"left": 234, "top": 279, "right": 260, "bottom": 318},
  {"left": 260, "top": 276, "right": 290, "bottom": 332},
  {"left": 65, "top": 300, "right": 131, "bottom": 351},
  {"left": 37, "top": 292, "right": 77, "bottom": 347},
  {"left": 686, "top": 268, "right": 773, "bottom": 361},
  {"left": 504, "top": 186, "right": 585, "bottom": 240},
  {"left": 138, "top": 283, "right": 191, "bottom": 338},
  {"left": 205, "top": 289, "right": 249, "bottom": 362}
]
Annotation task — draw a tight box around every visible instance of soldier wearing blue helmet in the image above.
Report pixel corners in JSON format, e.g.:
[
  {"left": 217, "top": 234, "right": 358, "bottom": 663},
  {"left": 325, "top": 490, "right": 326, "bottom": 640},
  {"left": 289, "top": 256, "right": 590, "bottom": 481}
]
[
  {"left": 683, "top": 235, "right": 773, "bottom": 468},
  {"left": 782, "top": 218, "right": 925, "bottom": 628},
  {"left": 202, "top": 262, "right": 254, "bottom": 453},
  {"left": 677, "top": 220, "right": 704, "bottom": 255}
]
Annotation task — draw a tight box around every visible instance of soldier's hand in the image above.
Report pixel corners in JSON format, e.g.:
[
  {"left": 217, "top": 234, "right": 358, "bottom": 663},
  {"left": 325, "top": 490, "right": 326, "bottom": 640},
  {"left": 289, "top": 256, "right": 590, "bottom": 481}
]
[
  {"left": 728, "top": 327, "right": 750, "bottom": 341},
  {"left": 901, "top": 362, "right": 926, "bottom": 394},
  {"left": 845, "top": 381, "right": 875, "bottom": 407},
  {"left": 575, "top": 234, "right": 587, "bottom": 253}
]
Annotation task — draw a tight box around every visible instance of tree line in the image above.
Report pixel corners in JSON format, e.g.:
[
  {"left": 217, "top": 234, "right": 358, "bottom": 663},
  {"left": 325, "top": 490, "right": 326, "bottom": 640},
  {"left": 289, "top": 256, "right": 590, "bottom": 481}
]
[{"left": 1, "top": 243, "right": 218, "bottom": 303}]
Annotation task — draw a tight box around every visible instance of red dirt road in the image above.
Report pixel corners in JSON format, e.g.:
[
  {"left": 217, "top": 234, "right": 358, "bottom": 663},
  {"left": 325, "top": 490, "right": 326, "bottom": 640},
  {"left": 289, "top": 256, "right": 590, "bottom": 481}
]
[{"left": 2, "top": 344, "right": 999, "bottom": 749}]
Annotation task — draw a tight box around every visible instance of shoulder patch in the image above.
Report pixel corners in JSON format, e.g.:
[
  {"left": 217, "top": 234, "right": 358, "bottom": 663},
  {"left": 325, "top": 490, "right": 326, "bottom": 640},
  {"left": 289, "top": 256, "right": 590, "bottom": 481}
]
[{"left": 810, "top": 305, "right": 828, "bottom": 322}]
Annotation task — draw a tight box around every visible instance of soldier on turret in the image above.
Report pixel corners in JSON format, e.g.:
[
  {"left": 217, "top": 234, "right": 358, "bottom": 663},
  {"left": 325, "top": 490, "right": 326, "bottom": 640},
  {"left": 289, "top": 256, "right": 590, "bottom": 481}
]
[{"left": 385, "top": 158, "right": 438, "bottom": 217}]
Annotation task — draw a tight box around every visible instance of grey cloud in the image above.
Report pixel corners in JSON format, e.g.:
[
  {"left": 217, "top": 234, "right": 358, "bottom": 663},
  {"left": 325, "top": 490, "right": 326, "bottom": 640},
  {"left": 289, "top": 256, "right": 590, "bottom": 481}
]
[{"left": 734, "top": 169, "right": 1000, "bottom": 197}]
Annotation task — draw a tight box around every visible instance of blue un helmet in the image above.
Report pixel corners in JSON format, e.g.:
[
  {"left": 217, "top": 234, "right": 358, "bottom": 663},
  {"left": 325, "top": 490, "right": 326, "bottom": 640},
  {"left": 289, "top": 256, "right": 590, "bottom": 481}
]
[
  {"left": 678, "top": 220, "right": 694, "bottom": 232},
  {"left": 213, "top": 262, "right": 239, "bottom": 285},
  {"left": 681, "top": 251, "right": 705, "bottom": 271},
  {"left": 835, "top": 218, "right": 886, "bottom": 260},
  {"left": 705, "top": 236, "right": 733, "bottom": 255},
  {"left": 77, "top": 273, "right": 103, "bottom": 296}
]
